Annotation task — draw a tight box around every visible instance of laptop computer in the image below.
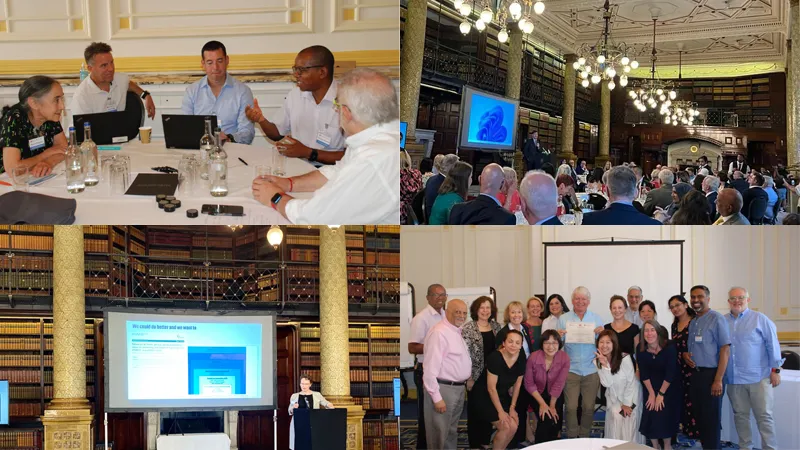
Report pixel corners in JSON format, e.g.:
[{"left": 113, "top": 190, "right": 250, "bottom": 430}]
[
  {"left": 73, "top": 111, "right": 133, "bottom": 145},
  {"left": 162, "top": 114, "right": 218, "bottom": 149}
]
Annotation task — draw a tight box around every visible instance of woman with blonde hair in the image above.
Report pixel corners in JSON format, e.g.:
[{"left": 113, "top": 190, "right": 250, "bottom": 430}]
[
  {"left": 604, "top": 160, "right": 613, "bottom": 172},
  {"left": 497, "top": 166, "right": 521, "bottom": 212}
]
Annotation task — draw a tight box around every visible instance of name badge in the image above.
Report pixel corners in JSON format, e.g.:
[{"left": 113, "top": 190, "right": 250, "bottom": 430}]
[
  {"left": 112, "top": 136, "right": 129, "bottom": 144},
  {"left": 695, "top": 336, "right": 703, "bottom": 343},
  {"left": 106, "top": 97, "right": 117, "bottom": 112},
  {"left": 316, "top": 130, "right": 332, "bottom": 148},
  {"left": 28, "top": 136, "right": 45, "bottom": 150}
]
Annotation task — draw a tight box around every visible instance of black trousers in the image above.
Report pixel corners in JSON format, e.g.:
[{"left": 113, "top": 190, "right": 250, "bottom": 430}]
[
  {"left": 690, "top": 367, "right": 724, "bottom": 450},
  {"left": 510, "top": 388, "right": 534, "bottom": 445},
  {"left": 467, "top": 372, "right": 493, "bottom": 448},
  {"left": 534, "top": 390, "right": 565, "bottom": 444},
  {"left": 414, "top": 364, "right": 427, "bottom": 449}
]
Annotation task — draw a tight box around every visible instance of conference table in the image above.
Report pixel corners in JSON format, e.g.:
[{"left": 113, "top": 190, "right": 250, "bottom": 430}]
[
  {"left": 0, "top": 140, "right": 316, "bottom": 224},
  {"left": 720, "top": 369, "right": 800, "bottom": 449},
  {"left": 156, "top": 432, "right": 230, "bottom": 450},
  {"left": 524, "top": 438, "right": 643, "bottom": 450}
]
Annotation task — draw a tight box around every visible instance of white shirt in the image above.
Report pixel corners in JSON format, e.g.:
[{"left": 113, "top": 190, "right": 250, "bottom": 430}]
[
  {"left": 542, "top": 315, "right": 560, "bottom": 332},
  {"left": 624, "top": 309, "right": 643, "bottom": 327},
  {"left": 409, "top": 304, "right": 444, "bottom": 363},
  {"left": 271, "top": 80, "right": 345, "bottom": 153},
  {"left": 70, "top": 72, "right": 130, "bottom": 117},
  {"left": 285, "top": 121, "right": 400, "bottom": 225}
]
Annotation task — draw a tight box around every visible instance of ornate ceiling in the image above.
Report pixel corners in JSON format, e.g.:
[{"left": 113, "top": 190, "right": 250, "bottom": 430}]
[{"left": 531, "top": 0, "right": 789, "bottom": 77}]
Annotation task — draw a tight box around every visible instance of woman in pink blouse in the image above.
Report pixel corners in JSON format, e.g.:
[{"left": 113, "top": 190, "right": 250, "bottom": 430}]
[{"left": 523, "top": 329, "right": 570, "bottom": 444}]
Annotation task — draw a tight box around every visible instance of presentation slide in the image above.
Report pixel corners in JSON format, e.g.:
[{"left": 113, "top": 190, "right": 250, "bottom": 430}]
[
  {"left": 0, "top": 380, "right": 7, "bottom": 425},
  {"left": 106, "top": 310, "right": 276, "bottom": 411},
  {"left": 400, "top": 122, "right": 408, "bottom": 149},
  {"left": 459, "top": 86, "right": 518, "bottom": 151}
]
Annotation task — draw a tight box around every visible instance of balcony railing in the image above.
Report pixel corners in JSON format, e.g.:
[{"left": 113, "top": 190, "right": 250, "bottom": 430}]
[
  {"left": 0, "top": 253, "right": 399, "bottom": 313},
  {"left": 422, "top": 38, "right": 507, "bottom": 95}
]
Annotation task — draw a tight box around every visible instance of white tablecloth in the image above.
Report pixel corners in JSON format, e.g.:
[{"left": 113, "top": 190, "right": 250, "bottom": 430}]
[
  {"left": 721, "top": 369, "right": 800, "bottom": 449},
  {"left": 156, "top": 433, "right": 230, "bottom": 450},
  {"left": 525, "top": 437, "right": 631, "bottom": 450},
  {"left": 0, "top": 140, "right": 315, "bottom": 224}
]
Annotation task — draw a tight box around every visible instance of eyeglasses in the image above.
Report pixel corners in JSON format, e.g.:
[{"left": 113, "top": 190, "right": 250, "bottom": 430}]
[
  {"left": 668, "top": 303, "right": 682, "bottom": 310},
  {"left": 292, "top": 65, "right": 324, "bottom": 74}
]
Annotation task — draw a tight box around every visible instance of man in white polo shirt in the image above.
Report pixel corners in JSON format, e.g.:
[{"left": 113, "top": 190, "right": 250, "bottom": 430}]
[
  {"left": 70, "top": 42, "right": 156, "bottom": 120},
  {"left": 251, "top": 68, "right": 399, "bottom": 224},
  {"left": 245, "top": 46, "right": 344, "bottom": 165}
]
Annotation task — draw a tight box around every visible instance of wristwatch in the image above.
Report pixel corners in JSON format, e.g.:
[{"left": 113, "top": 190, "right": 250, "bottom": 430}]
[
  {"left": 270, "top": 192, "right": 283, "bottom": 210},
  {"left": 141, "top": 91, "right": 150, "bottom": 100},
  {"left": 772, "top": 368, "right": 781, "bottom": 374},
  {"left": 309, "top": 149, "right": 319, "bottom": 162},
  {"left": 658, "top": 391, "right": 666, "bottom": 396}
]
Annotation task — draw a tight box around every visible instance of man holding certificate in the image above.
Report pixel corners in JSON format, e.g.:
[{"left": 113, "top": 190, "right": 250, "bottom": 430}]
[{"left": 557, "top": 286, "right": 605, "bottom": 438}]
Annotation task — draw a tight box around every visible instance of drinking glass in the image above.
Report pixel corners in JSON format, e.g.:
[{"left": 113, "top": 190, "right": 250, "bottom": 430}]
[
  {"left": 110, "top": 162, "right": 129, "bottom": 196},
  {"left": 116, "top": 155, "right": 132, "bottom": 184},
  {"left": 255, "top": 165, "right": 272, "bottom": 179},
  {"left": 100, "top": 155, "right": 117, "bottom": 182},
  {"left": 273, "top": 153, "right": 286, "bottom": 176},
  {"left": 179, "top": 155, "right": 198, "bottom": 195},
  {"left": 559, "top": 214, "right": 576, "bottom": 225},
  {"left": 10, "top": 166, "right": 30, "bottom": 192}
]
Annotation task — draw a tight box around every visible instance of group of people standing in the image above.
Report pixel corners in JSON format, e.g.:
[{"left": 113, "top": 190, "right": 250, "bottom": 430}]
[{"left": 408, "top": 283, "right": 783, "bottom": 450}]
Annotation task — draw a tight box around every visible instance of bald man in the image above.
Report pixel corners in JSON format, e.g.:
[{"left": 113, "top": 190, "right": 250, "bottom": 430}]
[
  {"left": 245, "top": 46, "right": 345, "bottom": 165},
  {"left": 714, "top": 188, "right": 751, "bottom": 225},
  {"left": 448, "top": 163, "right": 515, "bottom": 225},
  {"left": 519, "top": 170, "right": 562, "bottom": 225}
]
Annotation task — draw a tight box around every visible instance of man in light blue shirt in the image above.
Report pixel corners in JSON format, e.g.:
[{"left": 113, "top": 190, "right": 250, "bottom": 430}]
[
  {"left": 724, "top": 286, "right": 781, "bottom": 450},
  {"left": 686, "top": 284, "right": 731, "bottom": 450},
  {"left": 557, "top": 286, "right": 605, "bottom": 438},
  {"left": 181, "top": 41, "right": 254, "bottom": 145}
]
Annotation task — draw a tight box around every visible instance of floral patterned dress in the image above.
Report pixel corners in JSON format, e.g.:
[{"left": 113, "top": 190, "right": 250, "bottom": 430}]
[
  {"left": 0, "top": 103, "right": 63, "bottom": 174},
  {"left": 400, "top": 168, "right": 422, "bottom": 224},
  {"left": 671, "top": 320, "right": 699, "bottom": 439}
]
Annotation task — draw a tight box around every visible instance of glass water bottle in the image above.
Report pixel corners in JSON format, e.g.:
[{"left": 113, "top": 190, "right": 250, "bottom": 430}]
[
  {"left": 65, "top": 127, "right": 85, "bottom": 194},
  {"left": 209, "top": 128, "right": 228, "bottom": 197},
  {"left": 81, "top": 122, "right": 99, "bottom": 186},
  {"left": 199, "top": 118, "right": 214, "bottom": 180}
]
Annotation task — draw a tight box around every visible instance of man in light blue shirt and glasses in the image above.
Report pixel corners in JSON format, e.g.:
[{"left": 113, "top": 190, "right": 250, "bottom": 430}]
[
  {"left": 724, "top": 286, "right": 781, "bottom": 450},
  {"left": 557, "top": 286, "right": 605, "bottom": 438},
  {"left": 181, "top": 40, "right": 255, "bottom": 145}
]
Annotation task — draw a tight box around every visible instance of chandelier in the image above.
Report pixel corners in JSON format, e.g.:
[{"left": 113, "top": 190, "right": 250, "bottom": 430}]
[
  {"left": 660, "top": 51, "right": 699, "bottom": 125},
  {"left": 454, "top": 0, "right": 545, "bottom": 39},
  {"left": 574, "top": 0, "right": 638, "bottom": 91},
  {"left": 627, "top": 13, "right": 676, "bottom": 116}
]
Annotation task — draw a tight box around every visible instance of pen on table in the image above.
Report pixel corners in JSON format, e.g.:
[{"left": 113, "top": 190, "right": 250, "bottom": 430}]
[
  {"left": 238, "top": 157, "right": 249, "bottom": 166},
  {"left": 0, "top": 180, "right": 11, "bottom": 187}
]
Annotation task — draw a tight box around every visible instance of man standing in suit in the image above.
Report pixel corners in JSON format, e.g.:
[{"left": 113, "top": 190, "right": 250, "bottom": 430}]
[
  {"left": 522, "top": 130, "right": 544, "bottom": 172},
  {"left": 519, "top": 171, "right": 562, "bottom": 225},
  {"left": 730, "top": 170, "right": 750, "bottom": 197},
  {"left": 643, "top": 169, "right": 675, "bottom": 216},
  {"left": 742, "top": 172, "right": 768, "bottom": 222},
  {"left": 703, "top": 176, "right": 721, "bottom": 219},
  {"left": 697, "top": 155, "right": 714, "bottom": 176},
  {"left": 448, "top": 163, "right": 515, "bottom": 225},
  {"left": 728, "top": 154, "right": 750, "bottom": 176},
  {"left": 581, "top": 166, "right": 661, "bottom": 225},
  {"left": 714, "top": 188, "right": 751, "bottom": 225}
]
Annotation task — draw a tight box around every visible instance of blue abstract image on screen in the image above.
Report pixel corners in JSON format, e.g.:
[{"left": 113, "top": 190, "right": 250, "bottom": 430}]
[
  {"left": 468, "top": 93, "right": 515, "bottom": 146},
  {"left": 0, "top": 380, "right": 8, "bottom": 425},
  {"left": 187, "top": 347, "right": 247, "bottom": 396},
  {"left": 400, "top": 122, "right": 408, "bottom": 149}
]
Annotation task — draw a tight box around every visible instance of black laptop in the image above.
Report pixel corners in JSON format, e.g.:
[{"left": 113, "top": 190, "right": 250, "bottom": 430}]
[
  {"left": 72, "top": 111, "right": 134, "bottom": 145},
  {"left": 162, "top": 114, "right": 218, "bottom": 149}
]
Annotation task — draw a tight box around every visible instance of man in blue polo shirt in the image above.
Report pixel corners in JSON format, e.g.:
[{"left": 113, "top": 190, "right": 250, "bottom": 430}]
[
  {"left": 557, "top": 286, "right": 605, "bottom": 438},
  {"left": 686, "top": 285, "right": 731, "bottom": 450}
]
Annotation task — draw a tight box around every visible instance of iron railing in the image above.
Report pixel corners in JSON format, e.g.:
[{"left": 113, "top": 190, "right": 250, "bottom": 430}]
[{"left": 422, "top": 38, "right": 507, "bottom": 94}]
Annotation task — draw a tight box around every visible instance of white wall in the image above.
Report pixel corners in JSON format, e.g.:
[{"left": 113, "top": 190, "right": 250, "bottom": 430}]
[{"left": 400, "top": 226, "right": 800, "bottom": 338}]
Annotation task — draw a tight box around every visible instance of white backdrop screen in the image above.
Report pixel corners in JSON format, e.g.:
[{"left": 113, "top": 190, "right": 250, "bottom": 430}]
[{"left": 544, "top": 242, "right": 684, "bottom": 332}]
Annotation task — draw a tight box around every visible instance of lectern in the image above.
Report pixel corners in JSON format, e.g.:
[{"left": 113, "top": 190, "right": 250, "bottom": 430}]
[{"left": 292, "top": 408, "right": 346, "bottom": 450}]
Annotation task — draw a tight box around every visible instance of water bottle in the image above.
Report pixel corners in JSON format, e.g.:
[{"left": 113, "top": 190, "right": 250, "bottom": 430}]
[
  {"left": 209, "top": 128, "right": 228, "bottom": 197},
  {"left": 199, "top": 118, "right": 213, "bottom": 180},
  {"left": 80, "top": 122, "right": 99, "bottom": 186},
  {"left": 65, "top": 127, "right": 85, "bottom": 194},
  {"left": 79, "top": 63, "right": 89, "bottom": 82}
]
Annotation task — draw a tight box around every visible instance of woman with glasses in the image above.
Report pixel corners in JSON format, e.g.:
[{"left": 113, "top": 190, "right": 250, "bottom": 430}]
[
  {"left": 668, "top": 295, "right": 699, "bottom": 442},
  {"left": 523, "top": 330, "right": 569, "bottom": 444}
]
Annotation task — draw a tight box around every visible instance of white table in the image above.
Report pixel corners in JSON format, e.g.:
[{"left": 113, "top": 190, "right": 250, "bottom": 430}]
[
  {"left": 0, "top": 140, "right": 315, "bottom": 224},
  {"left": 525, "top": 437, "right": 639, "bottom": 450},
  {"left": 156, "top": 432, "right": 230, "bottom": 450},
  {"left": 720, "top": 369, "right": 800, "bottom": 449}
]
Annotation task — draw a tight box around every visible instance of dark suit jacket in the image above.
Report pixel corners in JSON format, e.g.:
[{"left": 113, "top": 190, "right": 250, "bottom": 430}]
[
  {"left": 541, "top": 216, "right": 563, "bottom": 225},
  {"left": 731, "top": 179, "right": 749, "bottom": 197},
  {"left": 522, "top": 138, "right": 543, "bottom": 171},
  {"left": 706, "top": 191, "right": 718, "bottom": 219},
  {"left": 742, "top": 186, "right": 768, "bottom": 220},
  {"left": 496, "top": 324, "right": 535, "bottom": 355},
  {"left": 643, "top": 184, "right": 674, "bottom": 216},
  {"left": 424, "top": 173, "right": 445, "bottom": 221},
  {"left": 581, "top": 202, "right": 662, "bottom": 225},
  {"left": 698, "top": 164, "right": 714, "bottom": 176},
  {"left": 448, "top": 194, "right": 516, "bottom": 225}
]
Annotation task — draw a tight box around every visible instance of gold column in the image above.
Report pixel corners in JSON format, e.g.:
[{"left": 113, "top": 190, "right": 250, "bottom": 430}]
[
  {"left": 505, "top": 29, "right": 523, "bottom": 100},
  {"left": 595, "top": 81, "right": 611, "bottom": 167},
  {"left": 319, "top": 227, "right": 364, "bottom": 450},
  {"left": 559, "top": 54, "right": 578, "bottom": 161},
  {"left": 788, "top": 0, "right": 799, "bottom": 170},
  {"left": 400, "top": 0, "right": 427, "bottom": 142},
  {"left": 42, "top": 226, "right": 93, "bottom": 450}
]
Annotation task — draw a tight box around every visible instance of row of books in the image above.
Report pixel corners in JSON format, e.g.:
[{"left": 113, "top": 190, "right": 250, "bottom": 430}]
[
  {"left": 0, "top": 338, "right": 94, "bottom": 351},
  {"left": 365, "top": 238, "right": 400, "bottom": 250},
  {"left": 4, "top": 236, "right": 53, "bottom": 251},
  {"left": 190, "top": 249, "right": 233, "bottom": 260},
  {"left": 84, "top": 239, "right": 109, "bottom": 253},
  {"left": 298, "top": 369, "right": 399, "bottom": 383},
  {"left": 0, "top": 322, "right": 93, "bottom": 336},
  {"left": 289, "top": 249, "right": 319, "bottom": 262},
  {"left": 365, "top": 253, "right": 399, "bottom": 265},
  {"left": 149, "top": 249, "right": 191, "bottom": 259},
  {"left": 8, "top": 385, "right": 94, "bottom": 400},
  {"left": 363, "top": 438, "right": 399, "bottom": 450},
  {"left": 0, "top": 369, "right": 95, "bottom": 384},
  {"left": 0, "top": 225, "right": 53, "bottom": 232},
  {"left": 363, "top": 420, "right": 399, "bottom": 437},
  {"left": 369, "top": 397, "right": 395, "bottom": 409},
  {"left": 299, "top": 327, "right": 399, "bottom": 339},
  {"left": 0, "top": 430, "right": 41, "bottom": 447},
  {"left": 130, "top": 241, "right": 145, "bottom": 255},
  {"left": 371, "top": 343, "right": 400, "bottom": 353},
  {"left": 299, "top": 342, "right": 371, "bottom": 353},
  {"left": 191, "top": 236, "right": 232, "bottom": 248},
  {"left": 8, "top": 402, "right": 42, "bottom": 417},
  {"left": 42, "top": 323, "right": 94, "bottom": 335},
  {"left": 83, "top": 225, "right": 110, "bottom": 235},
  {"left": 0, "top": 355, "right": 94, "bottom": 367},
  {"left": 300, "top": 355, "right": 398, "bottom": 367}
]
